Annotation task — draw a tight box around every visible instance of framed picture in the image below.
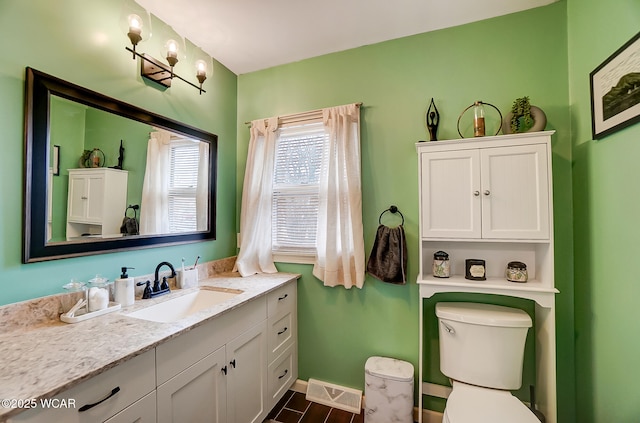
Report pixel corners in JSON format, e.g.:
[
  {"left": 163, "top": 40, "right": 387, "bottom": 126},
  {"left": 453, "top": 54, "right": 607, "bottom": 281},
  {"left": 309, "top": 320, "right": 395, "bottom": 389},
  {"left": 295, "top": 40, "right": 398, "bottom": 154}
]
[
  {"left": 590, "top": 31, "right": 640, "bottom": 139},
  {"left": 52, "top": 145, "right": 60, "bottom": 176}
]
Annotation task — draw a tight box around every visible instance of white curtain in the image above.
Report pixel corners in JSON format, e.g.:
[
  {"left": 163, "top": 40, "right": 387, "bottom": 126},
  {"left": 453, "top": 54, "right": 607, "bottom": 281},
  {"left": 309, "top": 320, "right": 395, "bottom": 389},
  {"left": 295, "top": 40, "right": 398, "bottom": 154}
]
[
  {"left": 140, "top": 130, "right": 171, "bottom": 235},
  {"left": 196, "top": 141, "right": 210, "bottom": 231},
  {"left": 234, "top": 118, "right": 279, "bottom": 276},
  {"left": 312, "top": 104, "right": 365, "bottom": 289}
]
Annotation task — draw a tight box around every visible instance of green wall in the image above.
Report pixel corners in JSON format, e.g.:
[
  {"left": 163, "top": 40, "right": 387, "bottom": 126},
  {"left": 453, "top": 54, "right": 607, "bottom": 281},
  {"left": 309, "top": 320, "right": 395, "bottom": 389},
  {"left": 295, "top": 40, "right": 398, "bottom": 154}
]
[
  {"left": 238, "top": 2, "right": 575, "bottom": 419},
  {"left": 49, "top": 97, "right": 87, "bottom": 242},
  {"left": 568, "top": 0, "right": 640, "bottom": 421},
  {"left": 0, "top": 0, "right": 238, "bottom": 304},
  {"left": 83, "top": 107, "right": 150, "bottom": 214}
]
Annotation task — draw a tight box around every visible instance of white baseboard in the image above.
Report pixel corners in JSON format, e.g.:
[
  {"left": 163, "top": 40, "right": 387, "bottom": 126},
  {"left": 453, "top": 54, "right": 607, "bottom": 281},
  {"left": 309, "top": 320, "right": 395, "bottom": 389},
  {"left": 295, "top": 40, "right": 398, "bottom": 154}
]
[
  {"left": 291, "top": 378, "right": 307, "bottom": 393},
  {"left": 292, "top": 379, "right": 444, "bottom": 422}
]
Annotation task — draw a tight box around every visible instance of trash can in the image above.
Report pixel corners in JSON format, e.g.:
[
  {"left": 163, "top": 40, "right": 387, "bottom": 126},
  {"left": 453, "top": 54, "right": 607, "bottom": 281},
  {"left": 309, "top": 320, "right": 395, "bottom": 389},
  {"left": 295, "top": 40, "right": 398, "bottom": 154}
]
[{"left": 365, "top": 356, "right": 414, "bottom": 423}]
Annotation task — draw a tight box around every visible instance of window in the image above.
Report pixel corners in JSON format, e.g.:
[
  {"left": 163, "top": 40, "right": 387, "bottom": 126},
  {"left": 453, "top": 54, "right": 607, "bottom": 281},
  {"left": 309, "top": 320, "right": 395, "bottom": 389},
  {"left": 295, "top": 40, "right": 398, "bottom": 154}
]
[
  {"left": 272, "top": 122, "right": 328, "bottom": 259},
  {"left": 168, "top": 139, "right": 200, "bottom": 233}
]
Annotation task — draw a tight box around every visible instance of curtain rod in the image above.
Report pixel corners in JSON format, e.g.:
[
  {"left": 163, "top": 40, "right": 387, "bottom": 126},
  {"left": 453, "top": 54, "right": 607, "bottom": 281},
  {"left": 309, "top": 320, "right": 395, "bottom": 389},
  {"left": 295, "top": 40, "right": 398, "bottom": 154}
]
[{"left": 244, "top": 102, "right": 363, "bottom": 126}]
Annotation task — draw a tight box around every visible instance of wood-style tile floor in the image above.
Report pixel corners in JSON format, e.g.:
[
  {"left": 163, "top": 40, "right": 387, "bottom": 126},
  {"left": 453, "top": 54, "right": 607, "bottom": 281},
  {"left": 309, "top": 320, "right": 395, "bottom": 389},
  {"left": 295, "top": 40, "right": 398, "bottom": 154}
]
[{"left": 265, "top": 390, "right": 364, "bottom": 423}]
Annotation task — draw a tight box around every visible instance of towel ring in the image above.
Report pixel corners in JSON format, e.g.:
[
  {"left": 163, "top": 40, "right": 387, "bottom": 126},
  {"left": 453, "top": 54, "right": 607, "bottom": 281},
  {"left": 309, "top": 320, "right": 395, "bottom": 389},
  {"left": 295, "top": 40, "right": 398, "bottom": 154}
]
[{"left": 379, "top": 205, "right": 404, "bottom": 225}]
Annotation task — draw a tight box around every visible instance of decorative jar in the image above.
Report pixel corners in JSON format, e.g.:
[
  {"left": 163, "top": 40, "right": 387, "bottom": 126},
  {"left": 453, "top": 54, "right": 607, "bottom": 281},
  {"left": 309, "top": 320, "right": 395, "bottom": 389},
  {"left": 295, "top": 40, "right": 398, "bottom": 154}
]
[
  {"left": 506, "top": 261, "right": 528, "bottom": 283},
  {"left": 432, "top": 251, "right": 450, "bottom": 278}
]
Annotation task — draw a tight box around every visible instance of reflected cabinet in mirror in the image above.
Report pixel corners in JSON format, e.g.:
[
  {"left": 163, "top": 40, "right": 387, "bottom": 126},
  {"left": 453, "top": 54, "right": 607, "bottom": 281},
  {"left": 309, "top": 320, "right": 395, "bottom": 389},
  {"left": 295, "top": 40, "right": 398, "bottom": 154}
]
[{"left": 23, "top": 68, "right": 217, "bottom": 262}]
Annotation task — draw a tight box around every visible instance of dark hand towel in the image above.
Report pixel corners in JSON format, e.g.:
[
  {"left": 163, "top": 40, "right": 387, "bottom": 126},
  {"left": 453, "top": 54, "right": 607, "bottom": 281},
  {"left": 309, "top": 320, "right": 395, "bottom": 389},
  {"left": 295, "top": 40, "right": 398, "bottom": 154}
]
[{"left": 366, "top": 224, "right": 407, "bottom": 284}]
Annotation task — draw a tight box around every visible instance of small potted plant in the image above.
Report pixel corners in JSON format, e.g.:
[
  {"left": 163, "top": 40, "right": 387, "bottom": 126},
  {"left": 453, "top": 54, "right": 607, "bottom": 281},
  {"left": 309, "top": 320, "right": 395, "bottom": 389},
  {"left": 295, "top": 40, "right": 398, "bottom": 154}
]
[{"left": 504, "top": 96, "right": 547, "bottom": 134}]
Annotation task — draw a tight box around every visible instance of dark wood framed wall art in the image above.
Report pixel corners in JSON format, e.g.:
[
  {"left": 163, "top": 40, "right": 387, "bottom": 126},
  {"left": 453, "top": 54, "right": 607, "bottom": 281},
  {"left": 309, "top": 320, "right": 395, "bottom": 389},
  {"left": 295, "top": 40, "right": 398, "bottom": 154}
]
[{"left": 590, "top": 30, "right": 640, "bottom": 139}]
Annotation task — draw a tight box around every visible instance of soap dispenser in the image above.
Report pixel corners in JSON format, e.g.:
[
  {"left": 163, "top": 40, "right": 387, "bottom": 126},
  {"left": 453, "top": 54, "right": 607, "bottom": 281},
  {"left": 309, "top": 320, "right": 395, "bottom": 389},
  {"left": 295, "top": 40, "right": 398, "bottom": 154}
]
[{"left": 114, "top": 267, "right": 135, "bottom": 306}]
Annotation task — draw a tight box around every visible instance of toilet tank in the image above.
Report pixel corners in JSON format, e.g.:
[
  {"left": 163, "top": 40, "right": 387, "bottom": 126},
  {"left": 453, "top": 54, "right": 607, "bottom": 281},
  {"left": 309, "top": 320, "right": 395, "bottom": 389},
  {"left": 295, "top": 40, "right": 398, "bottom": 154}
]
[{"left": 436, "top": 302, "right": 531, "bottom": 390}]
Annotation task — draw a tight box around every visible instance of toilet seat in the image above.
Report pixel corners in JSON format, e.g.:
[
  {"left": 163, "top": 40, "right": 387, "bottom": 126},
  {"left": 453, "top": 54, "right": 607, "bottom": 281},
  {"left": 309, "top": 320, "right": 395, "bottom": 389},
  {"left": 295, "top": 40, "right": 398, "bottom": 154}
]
[{"left": 443, "top": 382, "right": 539, "bottom": 423}]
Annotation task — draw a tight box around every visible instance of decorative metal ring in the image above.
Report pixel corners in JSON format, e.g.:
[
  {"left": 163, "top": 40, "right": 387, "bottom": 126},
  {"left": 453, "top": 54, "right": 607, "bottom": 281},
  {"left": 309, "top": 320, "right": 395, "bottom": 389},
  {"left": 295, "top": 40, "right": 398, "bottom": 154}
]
[
  {"left": 87, "top": 148, "right": 105, "bottom": 168},
  {"left": 456, "top": 101, "right": 503, "bottom": 138}
]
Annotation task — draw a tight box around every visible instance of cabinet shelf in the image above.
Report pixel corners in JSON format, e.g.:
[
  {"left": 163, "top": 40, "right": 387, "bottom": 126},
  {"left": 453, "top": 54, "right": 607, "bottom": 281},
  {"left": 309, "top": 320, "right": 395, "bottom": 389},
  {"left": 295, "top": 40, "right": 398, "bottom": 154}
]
[{"left": 417, "top": 275, "right": 558, "bottom": 307}]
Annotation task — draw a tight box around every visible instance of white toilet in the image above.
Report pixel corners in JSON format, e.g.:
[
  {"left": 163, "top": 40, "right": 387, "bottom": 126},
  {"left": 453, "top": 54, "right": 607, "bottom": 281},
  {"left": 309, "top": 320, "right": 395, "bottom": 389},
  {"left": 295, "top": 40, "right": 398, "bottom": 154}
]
[{"left": 436, "top": 302, "right": 540, "bottom": 423}]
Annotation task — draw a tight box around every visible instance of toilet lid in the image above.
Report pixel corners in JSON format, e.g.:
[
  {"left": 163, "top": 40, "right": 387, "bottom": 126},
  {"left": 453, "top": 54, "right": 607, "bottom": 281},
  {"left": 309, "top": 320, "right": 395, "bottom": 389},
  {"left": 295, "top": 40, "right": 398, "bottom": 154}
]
[{"left": 445, "top": 383, "right": 540, "bottom": 423}]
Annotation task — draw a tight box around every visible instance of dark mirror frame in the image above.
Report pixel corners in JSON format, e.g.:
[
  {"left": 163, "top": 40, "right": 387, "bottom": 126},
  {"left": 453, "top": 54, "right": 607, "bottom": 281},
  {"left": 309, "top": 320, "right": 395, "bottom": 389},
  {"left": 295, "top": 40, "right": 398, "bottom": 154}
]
[{"left": 23, "top": 67, "right": 217, "bottom": 263}]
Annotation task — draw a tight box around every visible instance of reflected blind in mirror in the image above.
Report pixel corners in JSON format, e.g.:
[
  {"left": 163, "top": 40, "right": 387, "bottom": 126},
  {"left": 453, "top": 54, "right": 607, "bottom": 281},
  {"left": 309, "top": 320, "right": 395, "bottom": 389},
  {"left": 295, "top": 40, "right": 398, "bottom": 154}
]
[{"left": 169, "top": 139, "right": 200, "bottom": 233}]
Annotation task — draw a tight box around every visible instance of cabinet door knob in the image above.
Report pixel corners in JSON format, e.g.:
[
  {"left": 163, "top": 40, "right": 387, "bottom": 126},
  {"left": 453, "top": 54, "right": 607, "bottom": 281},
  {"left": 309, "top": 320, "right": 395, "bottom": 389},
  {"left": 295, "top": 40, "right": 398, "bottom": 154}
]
[
  {"left": 230, "top": 359, "right": 236, "bottom": 368},
  {"left": 473, "top": 191, "right": 480, "bottom": 196},
  {"left": 81, "top": 196, "right": 88, "bottom": 200},
  {"left": 483, "top": 190, "right": 491, "bottom": 196},
  {"left": 221, "top": 365, "right": 227, "bottom": 375}
]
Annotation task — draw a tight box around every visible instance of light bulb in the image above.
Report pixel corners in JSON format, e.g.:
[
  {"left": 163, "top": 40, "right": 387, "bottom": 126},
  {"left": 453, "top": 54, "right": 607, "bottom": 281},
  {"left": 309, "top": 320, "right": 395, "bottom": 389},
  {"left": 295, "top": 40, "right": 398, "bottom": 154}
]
[
  {"left": 128, "top": 14, "right": 142, "bottom": 36},
  {"left": 165, "top": 39, "right": 179, "bottom": 67},
  {"left": 127, "top": 14, "right": 143, "bottom": 52},
  {"left": 196, "top": 60, "right": 207, "bottom": 77},
  {"left": 195, "top": 60, "right": 207, "bottom": 94}
]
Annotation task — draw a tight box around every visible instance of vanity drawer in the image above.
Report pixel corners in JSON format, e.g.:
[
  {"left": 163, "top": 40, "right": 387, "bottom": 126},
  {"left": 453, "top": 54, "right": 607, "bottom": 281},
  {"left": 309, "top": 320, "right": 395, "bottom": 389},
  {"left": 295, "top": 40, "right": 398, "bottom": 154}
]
[
  {"left": 267, "top": 282, "right": 296, "bottom": 317},
  {"left": 267, "top": 310, "right": 295, "bottom": 362},
  {"left": 103, "top": 390, "right": 156, "bottom": 423},
  {"left": 267, "top": 343, "right": 297, "bottom": 409},
  {"left": 9, "top": 349, "right": 155, "bottom": 423}
]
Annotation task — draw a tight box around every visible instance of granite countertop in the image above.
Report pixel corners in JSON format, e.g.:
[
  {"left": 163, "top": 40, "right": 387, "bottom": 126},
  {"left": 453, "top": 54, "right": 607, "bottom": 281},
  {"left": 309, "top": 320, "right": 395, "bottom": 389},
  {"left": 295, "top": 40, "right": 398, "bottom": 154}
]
[{"left": 0, "top": 271, "right": 299, "bottom": 421}]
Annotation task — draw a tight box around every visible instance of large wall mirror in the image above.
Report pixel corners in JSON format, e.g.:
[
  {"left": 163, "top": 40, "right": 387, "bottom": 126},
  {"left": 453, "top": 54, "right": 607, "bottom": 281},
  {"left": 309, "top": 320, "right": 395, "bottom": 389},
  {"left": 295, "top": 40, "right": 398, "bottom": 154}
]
[{"left": 23, "top": 67, "right": 217, "bottom": 262}]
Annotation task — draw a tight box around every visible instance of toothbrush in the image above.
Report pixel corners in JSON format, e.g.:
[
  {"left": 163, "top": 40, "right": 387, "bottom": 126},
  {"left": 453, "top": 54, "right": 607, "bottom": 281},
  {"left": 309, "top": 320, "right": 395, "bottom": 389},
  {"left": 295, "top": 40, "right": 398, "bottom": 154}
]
[{"left": 192, "top": 255, "right": 200, "bottom": 270}]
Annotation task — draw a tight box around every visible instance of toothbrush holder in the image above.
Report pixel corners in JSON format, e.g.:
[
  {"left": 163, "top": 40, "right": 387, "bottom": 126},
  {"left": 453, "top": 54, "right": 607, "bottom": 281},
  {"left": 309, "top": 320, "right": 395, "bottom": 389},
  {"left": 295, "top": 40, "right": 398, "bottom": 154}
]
[{"left": 177, "top": 268, "right": 198, "bottom": 289}]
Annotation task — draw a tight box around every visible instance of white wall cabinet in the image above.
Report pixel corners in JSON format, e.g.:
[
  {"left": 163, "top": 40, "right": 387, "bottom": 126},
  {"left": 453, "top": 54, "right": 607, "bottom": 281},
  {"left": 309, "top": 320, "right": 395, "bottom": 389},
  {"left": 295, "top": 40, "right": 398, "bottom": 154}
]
[
  {"left": 416, "top": 131, "right": 558, "bottom": 423},
  {"left": 66, "top": 168, "right": 128, "bottom": 240},
  {"left": 420, "top": 143, "right": 549, "bottom": 240}
]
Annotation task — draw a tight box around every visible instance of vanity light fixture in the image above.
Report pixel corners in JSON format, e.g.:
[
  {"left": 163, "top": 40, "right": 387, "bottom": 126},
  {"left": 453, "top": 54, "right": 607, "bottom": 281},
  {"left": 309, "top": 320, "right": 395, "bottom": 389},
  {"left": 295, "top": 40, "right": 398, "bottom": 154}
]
[{"left": 123, "top": 11, "right": 208, "bottom": 94}]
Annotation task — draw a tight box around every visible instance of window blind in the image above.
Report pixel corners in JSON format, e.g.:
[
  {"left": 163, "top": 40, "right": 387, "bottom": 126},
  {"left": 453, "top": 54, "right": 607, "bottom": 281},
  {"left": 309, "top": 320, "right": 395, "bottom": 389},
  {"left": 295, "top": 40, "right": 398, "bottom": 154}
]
[
  {"left": 272, "top": 122, "right": 328, "bottom": 255},
  {"left": 169, "top": 140, "right": 200, "bottom": 233}
]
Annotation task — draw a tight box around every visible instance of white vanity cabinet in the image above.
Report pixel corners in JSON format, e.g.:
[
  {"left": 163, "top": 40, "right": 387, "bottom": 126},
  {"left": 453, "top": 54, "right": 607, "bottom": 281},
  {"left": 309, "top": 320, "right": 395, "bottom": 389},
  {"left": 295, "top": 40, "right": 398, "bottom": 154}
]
[
  {"left": 8, "top": 349, "right": 156, "bottom": 423},
  {"left": 6, "top": 279, "right": 298, "bottom": 423},
  {"left": 416, "top": 131, "right": 558, "bottom": 423},
  {"left": 155, "top": 280, "right": 297, "bottom": 423},
  {"left": 66, "top": 168, "right": 128, "bottom": 240},
  {"left": 156, "top": 346, "right": 227, "bottom": 423}
]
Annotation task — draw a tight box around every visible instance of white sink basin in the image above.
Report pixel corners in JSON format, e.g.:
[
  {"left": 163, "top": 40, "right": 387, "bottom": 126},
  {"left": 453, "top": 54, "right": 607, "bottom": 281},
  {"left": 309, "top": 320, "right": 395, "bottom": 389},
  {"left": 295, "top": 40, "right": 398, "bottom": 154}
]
[{"left": 126, "top": 287, "right": 242, "bottom": 323}]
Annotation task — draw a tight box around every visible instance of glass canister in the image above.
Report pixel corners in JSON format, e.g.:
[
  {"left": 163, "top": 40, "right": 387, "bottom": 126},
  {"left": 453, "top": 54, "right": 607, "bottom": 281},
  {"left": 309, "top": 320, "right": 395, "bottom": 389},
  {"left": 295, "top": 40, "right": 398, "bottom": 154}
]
[
  {"left": 87, "top": 275, "right": 112, "bottom": 311},
  {"left": 432, "top": 251, "right": 450, "bottom": 278},
  {"left": 506, "top": 261, "right": 528, "bottom": 283}
]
